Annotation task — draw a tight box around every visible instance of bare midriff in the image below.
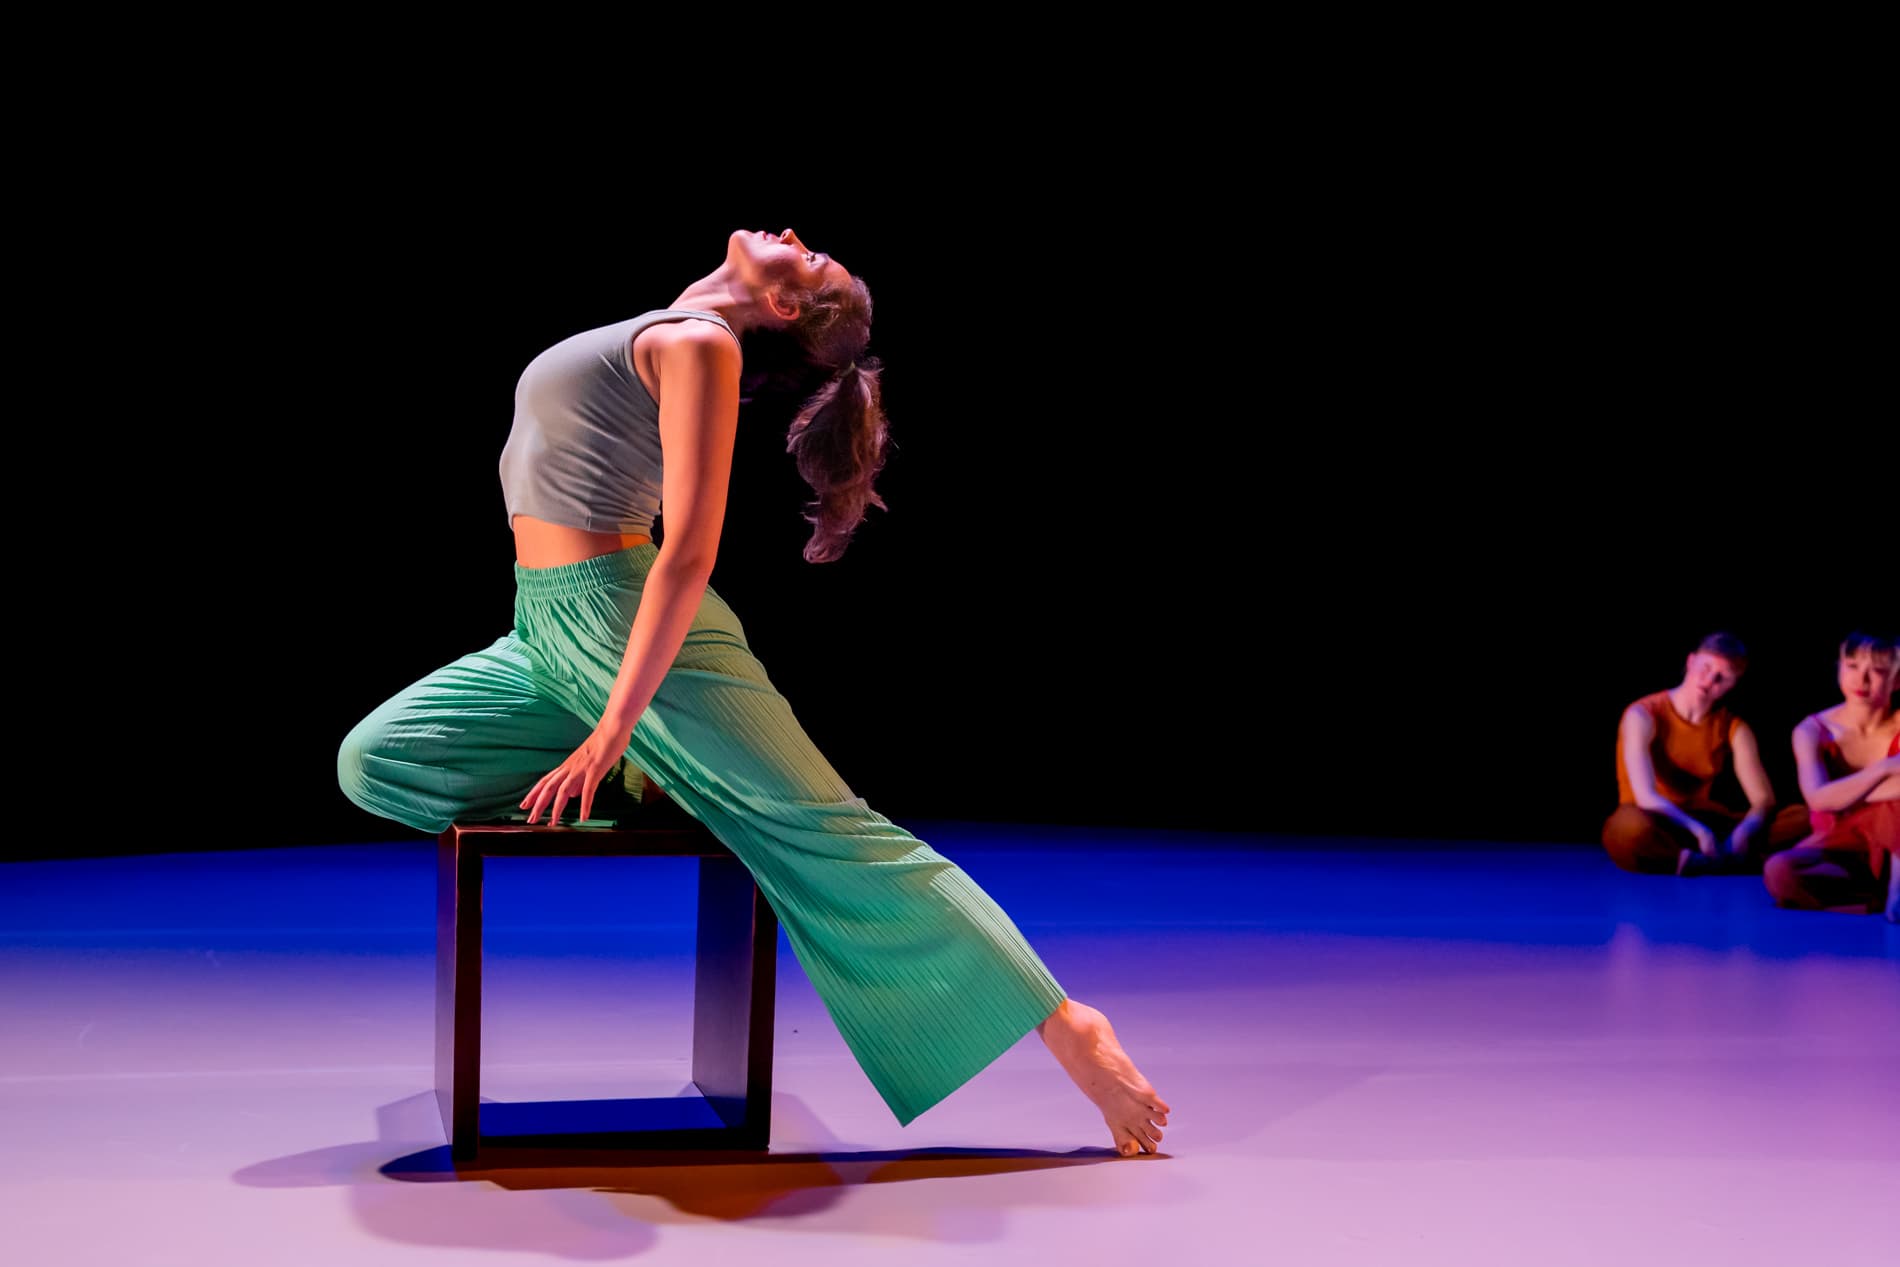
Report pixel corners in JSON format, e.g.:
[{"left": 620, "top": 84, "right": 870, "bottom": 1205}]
[{"left": 513, "top": 514, "right": 652, "bottom": 568}]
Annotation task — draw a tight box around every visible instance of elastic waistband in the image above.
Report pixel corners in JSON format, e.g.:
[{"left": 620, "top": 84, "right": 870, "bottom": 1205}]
[{"left": 513, "top": 542, "right": 660, "bottom": 598}]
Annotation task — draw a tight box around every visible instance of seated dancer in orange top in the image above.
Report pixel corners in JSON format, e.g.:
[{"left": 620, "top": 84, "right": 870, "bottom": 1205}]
[
  {"left": 1601, "top": 632, "right": 1811, "bottom": 877},
  {"left": 1764, "top": 631, "right": 1900, "bottom": 920}
]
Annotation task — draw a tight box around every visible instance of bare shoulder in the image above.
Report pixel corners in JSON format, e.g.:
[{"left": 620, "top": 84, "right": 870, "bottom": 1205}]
[
  {"left": 1618, "top": 703, "right": 1655, "bottom": 778},
  {"left": 647, "top": 316, "right": 740, "bottom": 361},
  {"left": 1798, "top": 707, "right": 1842, "bottom": 743},
  {"left": 633, "top": 317, "right": 742, "bottom": 400}
]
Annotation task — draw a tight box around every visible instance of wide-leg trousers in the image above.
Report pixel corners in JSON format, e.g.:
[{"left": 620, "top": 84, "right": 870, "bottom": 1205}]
[{"left": 336, "top": 542, "right": 1069, "bottom": 1127}]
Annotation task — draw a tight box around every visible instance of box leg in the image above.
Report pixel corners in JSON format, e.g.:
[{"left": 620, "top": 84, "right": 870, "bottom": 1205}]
[
  {"left": 435, "top": 828, "right": 485, "bottom": 1160},
  {"left": 691, "top": 854, "right": 777, "bottom": 1146}
]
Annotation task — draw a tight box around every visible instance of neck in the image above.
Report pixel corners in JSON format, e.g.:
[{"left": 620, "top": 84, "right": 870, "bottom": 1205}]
[
  {"left": 1835, "top": 698, "right": 1896, "bottom": 734},
  {"left": 1670, "top": 684, "right": 1716, "bottom": 724},
  {"left": 669, "top": 263, "right": 783, "bottom": 341}
]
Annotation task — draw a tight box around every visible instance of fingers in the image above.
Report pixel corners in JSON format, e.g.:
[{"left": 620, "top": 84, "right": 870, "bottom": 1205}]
[
  {"left": 522, "top": 770, "right": 591, "bottom": 825},
  {"left": 522, "top": 774, "right": 565, "bottom": 825},
  {"left": 547, "top": 776, "right": 576, "bottom": 825},
  {"left": 521, "top": 776, "right": 547, "bottom": 824}
]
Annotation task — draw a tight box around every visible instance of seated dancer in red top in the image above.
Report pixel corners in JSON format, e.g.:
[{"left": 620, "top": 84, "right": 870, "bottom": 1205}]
[
  {"left": 1764, "top": 631, "right": 1900, "bottom": 920},
  {"left": 1601, "top": 631, "right": 1811, "bottom": 878}
]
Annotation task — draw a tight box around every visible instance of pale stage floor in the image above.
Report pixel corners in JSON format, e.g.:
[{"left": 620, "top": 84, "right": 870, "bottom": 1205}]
[{"left": 1, "top": 822, "right": 1894, "bottom": 1266}]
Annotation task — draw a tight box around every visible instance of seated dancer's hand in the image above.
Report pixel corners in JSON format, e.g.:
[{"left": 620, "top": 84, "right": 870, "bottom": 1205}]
[
  {"left": 520, "top": 716, "right": 639, "bottom": 825},
  {"left": 1687, "top": 820, "right": 1720, "bottom": 858},
  {"left": 1725, "top": 819, "right": 1761, "bottom": 858}
]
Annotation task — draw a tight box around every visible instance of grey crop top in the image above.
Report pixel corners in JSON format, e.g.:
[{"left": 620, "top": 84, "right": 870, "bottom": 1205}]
[{"left": 499, "top": 308, "right": 742, "bottom": 535}]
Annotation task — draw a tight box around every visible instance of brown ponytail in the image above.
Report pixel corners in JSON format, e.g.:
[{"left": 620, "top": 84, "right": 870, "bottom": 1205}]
[{"left": 770, "top": 274, "right": 893, "bottom": 563}]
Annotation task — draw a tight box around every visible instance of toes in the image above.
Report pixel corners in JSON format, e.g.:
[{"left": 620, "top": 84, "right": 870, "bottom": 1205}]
[{"left": 1117, "top": 1123, "right": 1160, "bottom": 1156}]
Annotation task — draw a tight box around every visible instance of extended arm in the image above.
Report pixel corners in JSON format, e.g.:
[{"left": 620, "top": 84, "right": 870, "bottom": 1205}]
[
  {"left": 600, "top": 328, "right": 742, "bottom": 731},
  {"left": 517, "top": 326, "right": 741, "bottom": 826}
]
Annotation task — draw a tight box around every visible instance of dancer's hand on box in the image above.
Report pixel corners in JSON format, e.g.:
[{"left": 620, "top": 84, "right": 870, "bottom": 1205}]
[{"left": 520, "top": 717, "right": 637, "bottom": 825}]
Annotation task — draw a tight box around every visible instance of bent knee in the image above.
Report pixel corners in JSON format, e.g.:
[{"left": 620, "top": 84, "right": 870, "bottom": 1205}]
[
  {"left": 1762, "top": 850, "right": 1810, "bottom": 905},
  {"left": 1601, "top": 806, "right": 1671, "bottom": 872},
  {"left": 336, "top": 715, "right": 389, "bottom": 807},
  {"left": 1766, "top": 803, "right": 1815, "bottom": 849},
  {"left": 1601, "top": 805, "right": 1652, "bottom": 846}
]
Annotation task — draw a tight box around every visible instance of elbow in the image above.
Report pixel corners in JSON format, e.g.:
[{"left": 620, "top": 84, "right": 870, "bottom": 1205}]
[{"left": 654, "top": 540, "right": 717, "bottom": 581}]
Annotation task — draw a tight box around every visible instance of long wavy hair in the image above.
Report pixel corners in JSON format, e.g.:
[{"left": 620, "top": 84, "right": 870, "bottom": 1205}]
[{"left": 737, "top": 273, "right": 891, "bottom": 563}]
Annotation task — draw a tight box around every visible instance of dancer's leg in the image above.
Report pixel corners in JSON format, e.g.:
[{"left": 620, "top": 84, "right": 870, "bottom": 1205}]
[
  {"left": 1760, "top": 803, "right": 1817, "bottom": 852},
  {"left": 1762, "top": 845, "right": 1883, "bottom": 913},
  {"left": 511, "top": 544, "right": 1168, "bottom": 1148},
  {"left": 1763, "top": 800, "right": 1896, "bottom": 914},
  {"left": 1603, "top": 804, "right": 1807, "bottom": 879},
  {"left": 333, "top": 605, "right": 1030, "bottom": 915},
  {"left": 1716, "top": 803, "right": 1817, "bottom": 875},
  {"left": 1600, "top": 805, "right": 1685, "bottom": 874},
  {"left": 1036, "top": 999, "right": 1172, "bottom": 1156},
  {"left": 336, "top": 632, "right": 608, "bottom": 835}
]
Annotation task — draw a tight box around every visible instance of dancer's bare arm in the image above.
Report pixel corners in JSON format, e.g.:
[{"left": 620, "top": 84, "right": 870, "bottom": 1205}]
[
  {"left": 1620, "top": 706, "right": 1714, "bottom": 847},
  {"left": 1726, "top": 721, "right": 1776, "bottom": 845},
  {"left": 1792, "top": 718, "right": 1900, "bottom": 813},
  {"left": 517, "top": 325, "right": 742, "bottom": 826},
  {"left": 600, "top": 327, "right": 742, "bottom": 731}
]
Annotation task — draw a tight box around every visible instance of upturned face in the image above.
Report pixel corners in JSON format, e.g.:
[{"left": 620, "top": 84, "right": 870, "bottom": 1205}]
[{"left": 727, "top": 228, "right": 850, "bottom": 312}]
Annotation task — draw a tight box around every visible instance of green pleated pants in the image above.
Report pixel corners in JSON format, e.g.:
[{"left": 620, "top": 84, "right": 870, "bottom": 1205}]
[{"left": 336, "top": 542, "right": 1068, "bottom": 1126}]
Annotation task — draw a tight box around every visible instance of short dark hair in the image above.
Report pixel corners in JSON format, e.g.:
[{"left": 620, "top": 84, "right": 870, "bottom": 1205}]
[
  {"left": 1694, "top": 631, "right": 1749, "bottom": 672},
  {"left": 1839, "top": 630, "right": 1898, "bottom": 663}
]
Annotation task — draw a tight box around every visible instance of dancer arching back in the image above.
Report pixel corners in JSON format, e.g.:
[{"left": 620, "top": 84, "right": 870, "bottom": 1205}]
[{"left": 338, "top": 226, "right": 1172, "bottom": 1154}]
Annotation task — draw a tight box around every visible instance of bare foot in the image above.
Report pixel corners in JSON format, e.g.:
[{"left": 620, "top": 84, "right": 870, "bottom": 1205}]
[{"left": 1036, "top": 998, "right": 1171, "bottom": 1157}]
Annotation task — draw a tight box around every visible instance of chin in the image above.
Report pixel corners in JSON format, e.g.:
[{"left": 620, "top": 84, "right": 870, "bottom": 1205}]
[{"left": 729, "top": 228, "right": 770, "bottom": 259}]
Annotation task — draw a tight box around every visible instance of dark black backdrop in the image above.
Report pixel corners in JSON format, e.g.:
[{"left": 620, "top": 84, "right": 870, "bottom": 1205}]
[{"left": 84, "top": 150, "right": 1886, "bottom": 857}]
